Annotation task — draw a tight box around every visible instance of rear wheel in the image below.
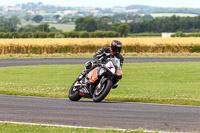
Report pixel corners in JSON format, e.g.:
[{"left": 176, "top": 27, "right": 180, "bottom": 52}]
[
  {"left": 68, "top": 81, "right": 82, "bottom": 101},
  {"left": 93, "top": 79, "right": 113, "bottom": 102}
]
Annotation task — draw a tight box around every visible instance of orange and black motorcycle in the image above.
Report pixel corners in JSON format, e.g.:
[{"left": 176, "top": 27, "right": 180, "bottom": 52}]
[{"left": 68, "top": 57, "right": 123, "bottom": 102}]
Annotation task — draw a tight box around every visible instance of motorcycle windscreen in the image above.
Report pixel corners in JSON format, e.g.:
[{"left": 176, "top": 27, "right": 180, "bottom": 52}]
[{"left": 88, "top": 68, "right": 98, "bottom": 82}]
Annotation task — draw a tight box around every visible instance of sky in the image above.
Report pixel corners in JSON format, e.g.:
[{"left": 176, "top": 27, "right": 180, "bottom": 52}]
[{"left": 1, "top": 0, "right": 200, "bottom": 8}]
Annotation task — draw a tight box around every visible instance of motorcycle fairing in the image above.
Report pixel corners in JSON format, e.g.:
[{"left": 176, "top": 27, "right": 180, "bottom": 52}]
[
  {"left": 105, "top": 61, "right": 116, "bottom": 74},
  {"left": 88, "top": 68, "right": 98, "bottom": 82},
  {"left": 78, "top": 83, "right": 94, "bottom": 98}
]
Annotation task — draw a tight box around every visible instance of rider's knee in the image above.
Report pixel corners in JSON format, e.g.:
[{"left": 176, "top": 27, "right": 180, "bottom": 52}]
[{"left": 85, "top": 61, "right": 94, "bottom": 72}]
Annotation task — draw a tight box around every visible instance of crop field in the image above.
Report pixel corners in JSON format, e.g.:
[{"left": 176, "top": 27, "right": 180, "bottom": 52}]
[
  {"left": 1, "top": 38, "right": 200, "bottom": 55},
  {"left": 2, "top": 37, "right": 200, "bottom": 46}
]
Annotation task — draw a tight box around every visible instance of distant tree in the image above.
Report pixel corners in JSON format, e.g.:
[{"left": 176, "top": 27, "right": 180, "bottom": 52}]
[
  {"left": 128, "top": 21, "right": 140, "bottom": 33},
  {"left": 110, "top": 23, "right": 121, "bottom": 31},
  {"left": 58, "top": 17, "right": 70, "bottom": 24},
  {"left": 37, "top": 23, "right": 50, "bottom": 32},
  {"left": 18, "top": 24, "right": 37, "bottom": 32},
  {"left": 117, "top": 24, "right": 130, "bottom": 37},
  {"left": 18, "top": 23, "right": 60, "bottom": 33},
  {"left": 142, "top": 14, "right": 154, "bottom": 20},
  {"left": 75, "top": 16, "right": 98, "bottom": 32},
  {"left": 53, "top": 15, "right": 61, "bottom": 21},
  {"left": 112, "top": 14, "right": 123, "bottom": 23},
  {"left": 0, "top": 16, "right": 20, "bottom": 32},
  {"left": 50, "top": 27, "right": 61, "bottom": 32},
  {"left": 72, "top": 15, "right": 82, "bottom": 22},
  {"left": 97, "top": 16, "right": 112, "bottom": 30},
  {"left": 174, "top": 31, "right": 187, "bottom": 37},
  {"left": 0, "top": 27, "right": 16, "bottom": 32},
  {"left": 8, "top": 16, "right": 21, "bottom": 28},
  {"left": 75, "top": 17, "right": 85, "bottom": 31},
  {"left": 32, "top": 15, "right": 43, "bottom": 23},
  {"left": 25, "top": 13, "right": 32, "bottom": 21}
]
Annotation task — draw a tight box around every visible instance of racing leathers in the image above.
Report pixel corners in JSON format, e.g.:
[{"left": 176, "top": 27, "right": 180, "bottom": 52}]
[{"left": 77, "top": 48, "right": 124, "bottom": 89}]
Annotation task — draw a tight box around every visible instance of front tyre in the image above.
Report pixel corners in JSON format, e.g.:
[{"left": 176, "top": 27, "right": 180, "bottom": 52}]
[
  {"left": 68, "top": 81, "right": 82, "bottom": 101},
  {"left": 93, "top": 79, "right": 113, "bottom": 102}
]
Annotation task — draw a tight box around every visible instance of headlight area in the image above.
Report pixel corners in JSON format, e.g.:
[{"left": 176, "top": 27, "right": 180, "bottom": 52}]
[{"left": 116, "top": 70, "right": 123, "bottom": 79}]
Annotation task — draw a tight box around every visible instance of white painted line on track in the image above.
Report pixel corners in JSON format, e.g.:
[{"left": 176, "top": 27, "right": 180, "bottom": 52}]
[{"left": 0, "top": 121, "right": 159, "bottom": 133}]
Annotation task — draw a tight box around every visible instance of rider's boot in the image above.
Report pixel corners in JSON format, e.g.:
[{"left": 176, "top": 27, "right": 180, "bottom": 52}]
[{"left": 77, "top": 69, "right": 87, "bottom": 81}]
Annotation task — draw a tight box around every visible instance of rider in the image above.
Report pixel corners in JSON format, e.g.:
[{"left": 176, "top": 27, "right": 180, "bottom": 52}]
[{"left": 77, "top": 40, "right": 124, "bottom": 88}]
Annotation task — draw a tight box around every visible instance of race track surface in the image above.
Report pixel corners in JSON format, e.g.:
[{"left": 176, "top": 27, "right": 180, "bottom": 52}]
[
  {"left": 0, "top": 57, "right": 200, "bottom": 67},
  {"left": 0, "top": 95, "right": 199, "bottom": 132}
]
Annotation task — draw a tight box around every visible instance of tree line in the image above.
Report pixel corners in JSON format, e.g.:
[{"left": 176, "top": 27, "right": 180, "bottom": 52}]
[
  {"left": 129, "top": 15, "right": 200, "bottom": 33},
  {"left": 75, "top": 15, "right": 200, "bottom": 34},
  {"left": 2, "top": 15, "right": 200, "bottom": 37},
  {"left": 75, "top": 16, "right": 130, "bottom": 36}
]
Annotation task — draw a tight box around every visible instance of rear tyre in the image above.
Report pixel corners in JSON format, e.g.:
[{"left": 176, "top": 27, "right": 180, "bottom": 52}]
[
  {"left": 93, "top": 79, "right": 113, "bottom": 102},
  {"left": 68, "top": 81, "right": 82, "bottom": 101}
]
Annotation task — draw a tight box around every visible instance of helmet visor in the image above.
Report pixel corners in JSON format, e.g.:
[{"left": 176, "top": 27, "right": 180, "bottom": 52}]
[{"left": 112, "top": 45, "right": 122, "bottom": 54}]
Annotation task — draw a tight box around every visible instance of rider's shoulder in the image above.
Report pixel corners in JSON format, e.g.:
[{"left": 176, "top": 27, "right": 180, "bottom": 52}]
[
  {"left": 115, "top": 53, "right": 124, "bottom": 61},
  {"left": 98, "top": 48, "right": 110, "bottom": 53},
  {"left": 104, "top": 48, "right": 111, "bottom": 53}
]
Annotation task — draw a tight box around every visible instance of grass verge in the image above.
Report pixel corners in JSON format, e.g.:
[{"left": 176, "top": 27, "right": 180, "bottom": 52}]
[
  {"left": 0, "top": 122, "right": 151, "bottom": 133},
  {"left": 0, "top": 63, "right": 200, "bottom": 106}
]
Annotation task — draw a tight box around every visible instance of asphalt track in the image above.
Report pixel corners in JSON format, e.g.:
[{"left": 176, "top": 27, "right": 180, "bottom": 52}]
[
  {"left": 0, "top": 58, "right": 200, "bottom": 132},
  {"left": 0, "top": 95, "right": 200, "bottom": 132},
  {"left": 0, "top": 57, "right": 200, "bottom": 67}
]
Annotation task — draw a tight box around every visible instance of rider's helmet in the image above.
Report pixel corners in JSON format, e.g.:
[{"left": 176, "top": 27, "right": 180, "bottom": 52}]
[{"left": 110, "top": 40, "right": 122, "bottom": 55}]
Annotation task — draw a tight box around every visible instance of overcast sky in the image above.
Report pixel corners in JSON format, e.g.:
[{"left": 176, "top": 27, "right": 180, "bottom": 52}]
[{"left": 1, "top": 0, "right": 200, "bottom": 8}]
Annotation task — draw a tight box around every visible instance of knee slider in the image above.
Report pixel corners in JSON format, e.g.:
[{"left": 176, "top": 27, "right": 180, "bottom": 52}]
[{"left": 85, "top": 61, "right": 93, "bottom": 70}]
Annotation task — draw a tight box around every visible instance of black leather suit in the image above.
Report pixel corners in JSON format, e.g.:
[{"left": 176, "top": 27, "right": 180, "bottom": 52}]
[{"left": 92, "top": 48, "right": 124, "bottom": 67}]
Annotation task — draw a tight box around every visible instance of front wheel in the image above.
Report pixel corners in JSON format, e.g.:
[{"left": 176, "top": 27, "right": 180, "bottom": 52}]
[
  {"left": 93, "top": 79, "right": 113, "bottom": 102},
  {"left": 68, "top": 81, "right": 82, "bottom": 101}
]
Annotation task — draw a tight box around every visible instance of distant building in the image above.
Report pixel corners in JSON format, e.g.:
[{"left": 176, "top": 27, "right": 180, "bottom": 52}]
[
  {"left": 56, "top": 11, "right": 62, "bottom": 14},
  {"left": 126, "top": 9, "right": 140, "bottom": 13},
  {"left": 27, "top": 10, "right": 35, "bottom": 15},
  {"left": 162, "top": 33, "right": 174, "bottom": 38},
  {"left": 86, "top": 10, "right": 99, "bottom": 14},
  {"left": 37, "top": 10, "right": 45, "bottom": 14},
  {"left": 63, "top": 10, "right": 78, "bottom": 14},
  {"left": 120, "top": 20, "right": 134, "bottom": 23},
  {"left": 127, "top": 20, "right": 134, "bottom": 23},
  {"left": 120, "top": 20, "right": 126, "bottom": 23},
  {"left": 113, "top": 9, "right": 125, "bottom": 13},
  {"left": 3, "top": 6, "right": 22, "bottom": 12}
]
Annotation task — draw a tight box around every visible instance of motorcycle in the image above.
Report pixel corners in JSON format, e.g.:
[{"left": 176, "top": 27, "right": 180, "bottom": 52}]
[{"left": 68, "top": 57, "right": 123, "bottom": 102}]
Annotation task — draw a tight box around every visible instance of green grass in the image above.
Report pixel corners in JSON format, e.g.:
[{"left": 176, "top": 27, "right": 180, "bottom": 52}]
[
  {"left": 0, "top": 122, "right": 150, "bottom": 133},
  {"left": 128, "top": 33, "right": 161, "bottom": 37},
  {"left": 0, "top": 62, "right": 200, "bottom": 105},
  {"left": 48, "top": 23, "right": 75, "bottom": 31}
]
